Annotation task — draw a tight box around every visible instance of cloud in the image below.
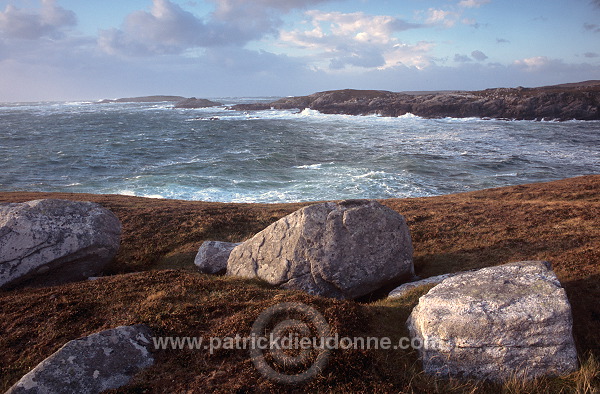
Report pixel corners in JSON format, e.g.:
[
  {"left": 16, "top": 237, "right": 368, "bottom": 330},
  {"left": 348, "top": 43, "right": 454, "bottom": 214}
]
[
  {"left": 584, "top": 52, "right": 599, "bottom": 58},
  {"left": 513, "top": 56, "right": 550, "bottom": 71},
  {"left": 458, "top": 0, "right": 491, "bottom": 8},
  {"left": 454, "top": 54, "right": 472, "bottom": 62},
  {"left": 584, "top": 22, "right": 600, "bottom": 33},
  {"left": 0, "top": 0, "right": 76, "bottom": 40},
  {"left": 99, "top": 0, "right": 335, "bottom": 56},
  {"left": 592, "top": 0, "right": 600, "bottom": 8},
  {"left": 425, "top": 8, "right": 459, "bottom": 27},
  {"left": 471, "top": 50, "right": 488, "bottom": 61},
  {"left": 496, "top": 38, "right": 510, "bottom": 44},
  {"left": 279, "top": 11, "right": 429, "bottom": 70}
]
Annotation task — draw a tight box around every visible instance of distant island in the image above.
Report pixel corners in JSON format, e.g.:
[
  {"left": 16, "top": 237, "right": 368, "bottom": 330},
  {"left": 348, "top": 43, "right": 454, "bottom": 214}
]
[
  {"left": 232, "top": 80, "right": 600, "bottom": 121},
  {"left": 97, "top": 95, "right": 187, "bottom": 103},
  {"left": 97, "top": 96, "right": 222, "bottom": 108}
]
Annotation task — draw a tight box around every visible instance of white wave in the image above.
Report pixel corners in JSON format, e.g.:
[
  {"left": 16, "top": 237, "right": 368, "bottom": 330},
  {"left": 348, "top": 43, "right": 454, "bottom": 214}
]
[
  {"left": 294, "top": 163, "right": 323, "bottom": 169},
  {"left": 352, "top": 171, "right": 387, "bottom": 179},
  {"left": 398, "top": 112, "right": 422, "bottom": 119}
]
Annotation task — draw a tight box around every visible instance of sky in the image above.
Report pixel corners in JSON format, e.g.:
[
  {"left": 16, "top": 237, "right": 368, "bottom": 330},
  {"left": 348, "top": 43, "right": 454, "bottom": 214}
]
[{"left": 0, "top": 0, "right": 599, "bottom": 101}]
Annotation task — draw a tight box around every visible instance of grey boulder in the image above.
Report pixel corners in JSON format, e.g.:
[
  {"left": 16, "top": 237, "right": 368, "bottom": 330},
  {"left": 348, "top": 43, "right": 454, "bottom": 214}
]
[
  {"left": 407, "top": 261, "right": 578, "bottom": 382},
  {"left": 388, "top": 271, "right": 470, "bottom": 299},
  {"left": 0, "top": 199, "right": 121, "bottom": 289},
  {"left": 6, "top": 325, "right": 154, "bottom": 394},
  {"left": 227, "top": 200, "right": 414, "bottom": 299},
  {"left": 195, "top": 241, "right": 241, "bottom": 275}
]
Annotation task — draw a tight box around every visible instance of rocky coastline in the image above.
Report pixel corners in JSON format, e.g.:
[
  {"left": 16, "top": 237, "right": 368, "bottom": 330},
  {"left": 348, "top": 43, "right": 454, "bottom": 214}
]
[{"left": 232, "top": 80, "right": 600, "bottom": 121}]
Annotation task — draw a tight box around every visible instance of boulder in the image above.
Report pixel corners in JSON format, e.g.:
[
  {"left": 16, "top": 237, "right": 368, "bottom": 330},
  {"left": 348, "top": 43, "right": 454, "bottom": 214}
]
[
  {"left": 195, "top": 241, "right": 241, "bottom": 275},
  {"left": 0, "top": 199, "right": 121, "bottom": 289},
  {"left": 406, "top": 261, "right": 578, "bottom": 382},
  {"left": 388, "top": 271, "right": 470, "bottom": 299},
  {"left": 6, "top": 325, "right": 154, "bottom": 394},
  {"left": 227, "top": 200, "right": 414, "bottom": 299}
]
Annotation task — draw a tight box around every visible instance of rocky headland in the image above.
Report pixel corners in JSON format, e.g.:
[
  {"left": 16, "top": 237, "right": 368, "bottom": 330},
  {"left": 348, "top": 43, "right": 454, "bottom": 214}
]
[{"left": 231, "top": 80, "right": 600, "bottom": 121}]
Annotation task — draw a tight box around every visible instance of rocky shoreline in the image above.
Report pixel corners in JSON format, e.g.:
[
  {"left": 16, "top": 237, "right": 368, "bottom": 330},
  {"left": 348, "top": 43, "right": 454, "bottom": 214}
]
[{"left": 232, "top": 80, "right": 600, "bottom": 121}]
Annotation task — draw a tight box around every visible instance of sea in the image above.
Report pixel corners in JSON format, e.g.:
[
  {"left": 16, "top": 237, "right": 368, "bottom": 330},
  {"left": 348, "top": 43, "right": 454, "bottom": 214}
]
[{"left": 1, "top": 98, "right": 599, "bottom": 203}]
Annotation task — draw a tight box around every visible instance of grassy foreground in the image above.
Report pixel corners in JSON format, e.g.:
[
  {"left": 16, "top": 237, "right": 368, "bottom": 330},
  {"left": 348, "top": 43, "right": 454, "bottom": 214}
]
[{"left": 0, "top": 175, "right": 599, "bottom": 392}]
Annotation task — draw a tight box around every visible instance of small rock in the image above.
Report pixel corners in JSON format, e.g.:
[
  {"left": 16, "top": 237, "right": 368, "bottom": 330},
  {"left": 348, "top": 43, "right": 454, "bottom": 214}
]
[
  {"left": 195, "top": 241, "right": 241, "bottom": 275},
  {"left": 406, "top": 261, "right": 578, "bottom": 381},
  {"left": 227, "top": 200, "right": 414, "bottom": 299},
  {"left": 0, "top": 199, "right": 121, "bottom": 289},
  {"left": 6, "top": 325, "right": 154, "bottom": 394}
]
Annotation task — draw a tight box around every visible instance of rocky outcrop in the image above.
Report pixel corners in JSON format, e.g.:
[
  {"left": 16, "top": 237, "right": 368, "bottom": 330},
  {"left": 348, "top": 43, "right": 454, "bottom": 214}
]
[
  {"left": 406, "top": 261, "right": 578, "bottom": 382},
  {"left": 231, "top": 81, "right": 600, "bottom": 120},
  {"left": 174, "top": 97, "right": 222, "bottom": 109},
  {"left": 195, "top": 241, "right": 241, "bottom": 275},
  {"left": 227, "top": 200, "right": 414, "bottom": 299},
  {"left": 6, "top": 325, "right": 154, "bottom": 394},
  {"left": 0, "top": 199, "right": 121, "bottom": 289}
]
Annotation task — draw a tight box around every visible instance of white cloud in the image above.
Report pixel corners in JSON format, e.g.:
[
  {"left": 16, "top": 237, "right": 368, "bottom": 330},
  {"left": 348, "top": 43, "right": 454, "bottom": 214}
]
[
  {"left": 513, "top": 56, "right": 550, "bottom": 71},
  {"left": 458, "top": 0, "right": 491, "bottom": 9},
  {"left": 99, "top": 0, "right": 215, "bottom": 56},
  {"left": 0, "top": 0, "right": 76, "bottom": 40},
  {"left": 425, "top": 8, "right": 459, "bottom": 27},
  {"left": 99, "top": 0, "right": 336, "bottom": 56},
  {"left": 280, "top": 11, "right": 428, "bottom": 70}
]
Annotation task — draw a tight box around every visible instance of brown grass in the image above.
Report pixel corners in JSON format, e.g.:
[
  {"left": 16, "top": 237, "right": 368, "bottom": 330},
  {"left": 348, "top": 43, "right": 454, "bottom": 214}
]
[{"left": 1, "top": 175, "right": 599, "bottom": 392}]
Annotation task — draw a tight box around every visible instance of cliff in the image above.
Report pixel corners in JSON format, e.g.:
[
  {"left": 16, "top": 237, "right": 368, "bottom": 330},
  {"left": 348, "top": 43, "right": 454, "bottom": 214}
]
[{"left": 232, "top": 81, "right": 600, "bottom": 120}]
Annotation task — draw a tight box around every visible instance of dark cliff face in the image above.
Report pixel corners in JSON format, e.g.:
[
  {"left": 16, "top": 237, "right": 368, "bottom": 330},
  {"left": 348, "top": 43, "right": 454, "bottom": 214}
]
[{"left": 231, "top": 82, "right": 600, "bottom": 120}]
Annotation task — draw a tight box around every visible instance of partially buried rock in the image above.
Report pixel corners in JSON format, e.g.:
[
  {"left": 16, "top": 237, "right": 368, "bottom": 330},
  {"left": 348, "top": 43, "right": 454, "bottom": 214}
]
[
  {"left": 195, "top": 241, "right": 241, "bottom": 275},
  {"left": 406, "top": 261, "right": 578, "bottom": 382},
  {"left": 0, "top": 199, "right": 121, "bottom": 289},
  {"left": 6, "top": 325, "right": 154, "bottom": 394},
  {"left": 227, "top": 200, "right": 414, "bottom": 299}
]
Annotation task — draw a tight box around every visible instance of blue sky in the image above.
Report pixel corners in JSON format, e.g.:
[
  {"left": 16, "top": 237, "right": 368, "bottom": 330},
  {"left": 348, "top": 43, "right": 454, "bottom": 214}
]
[{"left": 0, "top": 0, "right": 599, "bottom": 101}]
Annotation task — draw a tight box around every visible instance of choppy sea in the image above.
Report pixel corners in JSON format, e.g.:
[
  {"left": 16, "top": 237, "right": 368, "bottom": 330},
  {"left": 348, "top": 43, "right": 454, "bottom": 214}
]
[{"left": 1, "top": 98, "right": 598, "bottom": 203}]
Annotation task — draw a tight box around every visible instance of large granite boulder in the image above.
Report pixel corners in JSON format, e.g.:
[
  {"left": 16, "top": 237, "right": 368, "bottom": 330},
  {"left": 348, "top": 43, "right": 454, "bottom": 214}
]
[
  {"left": 407, "top": 261, "right": 578, "bottom": 382},
  {"left": 388, "top": 271, "right": 469, "bottom": 299},
  {"left": 227, "top": 200, "right": 414, "bottom": 299},
  {"left": 0, "top": 199, "right": 121, "bottom": 289},
  {"left": 195, "top": 241, "right": 241, "bottom": 275},
  {"left": 7, "top": 325, "right": 154, "bottom": 394}
]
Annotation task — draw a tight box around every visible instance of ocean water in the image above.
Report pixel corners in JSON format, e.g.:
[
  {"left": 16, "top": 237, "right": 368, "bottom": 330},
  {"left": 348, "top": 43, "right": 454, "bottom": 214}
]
[{"left": 0, "top": 99, "right": 599, "bottom": 203}]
